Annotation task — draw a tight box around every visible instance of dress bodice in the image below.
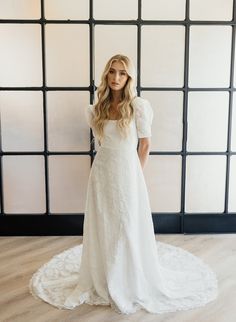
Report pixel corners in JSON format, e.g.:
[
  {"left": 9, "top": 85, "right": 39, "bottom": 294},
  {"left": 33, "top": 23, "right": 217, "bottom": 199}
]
[
  {"left": 84, "top": 96, "right": 154, "bottom": 150},
  {"left": 98, "top": 119, "right": 138, "bottom": 150}
]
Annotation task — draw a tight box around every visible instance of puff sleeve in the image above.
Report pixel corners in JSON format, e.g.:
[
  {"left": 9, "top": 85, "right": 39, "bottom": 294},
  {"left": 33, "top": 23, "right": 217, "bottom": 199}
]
[
  {"left": 84, "top": 104, "right": 95, "bottom": 128},
  {"left": 133, "top": 97, "right": 154, "bottom": 138}
]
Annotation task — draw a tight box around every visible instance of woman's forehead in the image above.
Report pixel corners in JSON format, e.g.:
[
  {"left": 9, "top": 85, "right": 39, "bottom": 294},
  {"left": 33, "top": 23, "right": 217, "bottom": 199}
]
[{"left": 110, "top": 61, "right": 126, "bottom": 71}]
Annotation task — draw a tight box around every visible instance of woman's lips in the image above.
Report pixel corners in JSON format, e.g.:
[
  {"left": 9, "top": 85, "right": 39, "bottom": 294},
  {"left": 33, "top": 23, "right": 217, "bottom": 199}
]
[{"left": 112, "top": 82, "right": 119, "bottom": 85}]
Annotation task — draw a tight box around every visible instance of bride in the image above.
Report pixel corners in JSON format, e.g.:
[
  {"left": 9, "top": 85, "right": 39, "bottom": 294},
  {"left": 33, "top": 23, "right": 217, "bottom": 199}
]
[{"left": 29, "top": 54, "right": 218, "bottom": 315}]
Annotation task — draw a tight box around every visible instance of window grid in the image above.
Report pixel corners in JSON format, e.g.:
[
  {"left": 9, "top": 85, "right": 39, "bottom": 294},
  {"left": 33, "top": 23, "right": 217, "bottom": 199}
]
[{"left": 0, "top": 0, "right": 235, "bottom": 231}]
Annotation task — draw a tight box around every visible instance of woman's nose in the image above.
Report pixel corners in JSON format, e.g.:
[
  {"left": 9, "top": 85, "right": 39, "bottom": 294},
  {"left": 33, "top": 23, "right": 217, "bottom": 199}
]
[{"left": 114, "top": 73, "right": 119, "bottom": 80}]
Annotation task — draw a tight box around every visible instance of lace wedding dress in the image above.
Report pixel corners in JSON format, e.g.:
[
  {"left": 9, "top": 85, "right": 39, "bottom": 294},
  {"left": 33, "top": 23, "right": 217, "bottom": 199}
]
[{"left": 29, "top": 96, "right": 218, "bottom": 314}]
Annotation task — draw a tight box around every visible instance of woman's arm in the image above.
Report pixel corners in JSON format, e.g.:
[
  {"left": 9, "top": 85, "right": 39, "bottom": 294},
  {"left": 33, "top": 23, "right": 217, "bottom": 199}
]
[{"left": 137, "top": 137, "right": 151, "bottom": 170}]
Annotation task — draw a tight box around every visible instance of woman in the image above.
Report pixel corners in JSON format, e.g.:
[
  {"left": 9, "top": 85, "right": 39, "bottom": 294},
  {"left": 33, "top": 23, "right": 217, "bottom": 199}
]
[{"left": 29, "top": 54, "right": 218, "bottom": 315}]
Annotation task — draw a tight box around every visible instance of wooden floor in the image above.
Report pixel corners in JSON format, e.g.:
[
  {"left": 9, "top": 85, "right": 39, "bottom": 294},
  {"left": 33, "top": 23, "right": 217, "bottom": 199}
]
[{"left": 0, "top": 234, "right": 235, "bottom": 322}]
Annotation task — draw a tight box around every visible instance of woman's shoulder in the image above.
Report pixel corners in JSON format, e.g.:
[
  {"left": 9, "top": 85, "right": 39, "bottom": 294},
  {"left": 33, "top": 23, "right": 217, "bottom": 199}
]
[
  {"left": 85, "top": 103, "right": 96, "bottom": 127},
  {"left": 131, "top": 96, "right": 153, "bottom": 116},
  {"left": 131, "top": 97, "right": 154, "bottom": 138},
  {"left": 131, "top": 96, "right": 149, "bottom": 106}
]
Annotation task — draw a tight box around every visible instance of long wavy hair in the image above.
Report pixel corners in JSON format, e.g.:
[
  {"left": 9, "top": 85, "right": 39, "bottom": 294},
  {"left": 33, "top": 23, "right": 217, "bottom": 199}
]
[{"left": 91, "top": 54, "right": 137, "bottom": 143}]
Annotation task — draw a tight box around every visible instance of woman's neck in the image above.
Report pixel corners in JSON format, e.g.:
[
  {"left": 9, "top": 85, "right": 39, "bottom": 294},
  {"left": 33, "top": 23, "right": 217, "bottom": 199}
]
[{"left": 110, "top": 90, "right": 122, "bottom": 104}]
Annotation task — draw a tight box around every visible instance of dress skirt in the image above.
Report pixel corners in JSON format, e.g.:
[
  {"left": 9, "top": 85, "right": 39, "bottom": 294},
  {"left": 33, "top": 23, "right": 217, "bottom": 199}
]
[{"left": 29, "top": 144, "right": 218, "bottom": 314}]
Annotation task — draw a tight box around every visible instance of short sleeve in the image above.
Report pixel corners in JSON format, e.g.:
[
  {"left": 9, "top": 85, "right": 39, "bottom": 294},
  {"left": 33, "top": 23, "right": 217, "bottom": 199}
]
[
  {"left": 133, "top": 97, "right": 154, "bottom": 138},
  {"left": 84, "top": 104, "right": 95, "bottom": 128}
]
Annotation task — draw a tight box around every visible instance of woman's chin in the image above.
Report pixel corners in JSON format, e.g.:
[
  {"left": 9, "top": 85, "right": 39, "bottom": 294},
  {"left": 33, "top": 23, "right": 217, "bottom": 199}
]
[{"left": 110, "top": 86, "right": 122, "bottom": 91}]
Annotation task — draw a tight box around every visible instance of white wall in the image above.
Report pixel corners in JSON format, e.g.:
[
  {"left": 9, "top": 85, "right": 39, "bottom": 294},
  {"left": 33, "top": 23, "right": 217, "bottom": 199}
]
[{"left": 0, "top": 0, "right": 235, "bottom": 215}]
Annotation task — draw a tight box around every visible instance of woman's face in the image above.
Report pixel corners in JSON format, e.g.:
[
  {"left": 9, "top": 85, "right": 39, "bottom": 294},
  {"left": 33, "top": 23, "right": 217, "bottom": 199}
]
[{"left": 107, "top": 61, "right": 129, "bottom": 92}]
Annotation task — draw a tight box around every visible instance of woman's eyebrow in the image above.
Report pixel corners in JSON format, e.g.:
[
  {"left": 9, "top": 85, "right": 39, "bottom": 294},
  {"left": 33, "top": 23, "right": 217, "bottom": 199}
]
[{"left": 110, "top": 68, "right": 127, "bottom": 72}]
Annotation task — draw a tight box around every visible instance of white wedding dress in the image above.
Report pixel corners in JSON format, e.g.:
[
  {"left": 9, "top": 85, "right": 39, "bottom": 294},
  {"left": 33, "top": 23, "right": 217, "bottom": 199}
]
[{"left": 29, "top": 96, "right": 218, "bottom": 314}]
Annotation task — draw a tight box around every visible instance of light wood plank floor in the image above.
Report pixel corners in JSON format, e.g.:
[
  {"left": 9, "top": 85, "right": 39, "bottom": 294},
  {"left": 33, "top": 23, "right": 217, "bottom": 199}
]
[{"left": 0, "top": 234, "right": 235, "bottom": 322}]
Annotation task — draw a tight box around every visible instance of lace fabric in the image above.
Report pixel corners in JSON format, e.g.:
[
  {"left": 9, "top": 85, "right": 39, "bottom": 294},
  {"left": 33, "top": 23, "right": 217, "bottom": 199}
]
[
  {"left": 132, "top": 97, "right": 154, "bottom": 138},
  {"left": 84, "top": 97, "right": 154, "bottom": 139},
  {"left": 29, "top": 97, "right": 218, "bottom": 314},
  {"left": 29, "top": 240, "right": 218, "bottom": 314}
]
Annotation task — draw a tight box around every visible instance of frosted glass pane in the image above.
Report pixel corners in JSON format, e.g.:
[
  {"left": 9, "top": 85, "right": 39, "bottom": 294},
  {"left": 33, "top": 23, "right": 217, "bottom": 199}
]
[
  {"left": 185, "top": 156, "right": 226, "bottom": 213},
  {"left": 228, "top": 156, "right": 236, "bottom": 212},
  {"left": 0, "top": 91, "right": 44, "bottom": 152},
  {"left": 141, "top": 26, "right": 185, "bottom": 87},
  {"left": 190, "top": 0, "right": 233, "bottom": 21},
  {"left": 45, "top": 24, "right": 89, "bottom": 86},
  {"left": 141, "top": 91, "right": 183, "bottom": 152},
  {"left": 231, "top": 94, "right": 236, "bottom": 151},
  {"left": 2, "top": 156, "right": 46, "bottom": 214},
  {"left": 94, "top": 0, "right": 137, "bottom": 20},
  {"left": 95, "top": 26, "right": 137, "bottom": 87},
  {"left": 145, "top": 156, "right": 182, "bottom": 212},
  {"left": 142, "top": 0, "right": 185, "bottom": 20},
  {"left": 189, "top": 26, "right": 231, "bottom": 87},
  {"left": 45, "top": 0, "right": 89, "bottom": 19},
  {"left": 187, "top": 92, "right": 229, "bottom": 152},
  {"left": 49, "top": 156, "right": 90, "bottom": 213},
  {"left": 0, "top": 0, "right": 40, "bottom": 19},
  {"left": 0, "top": 24, "right": 42, "bottom": 86},
  {"left": 47, "top": 91, "right": 90, "bottom": 151}
]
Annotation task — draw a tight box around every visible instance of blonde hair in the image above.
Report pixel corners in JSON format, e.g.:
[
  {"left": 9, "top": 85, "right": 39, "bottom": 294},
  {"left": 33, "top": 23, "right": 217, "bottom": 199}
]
[{"left": 91, "top": 54, "right": 137, "bottom": 142}]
